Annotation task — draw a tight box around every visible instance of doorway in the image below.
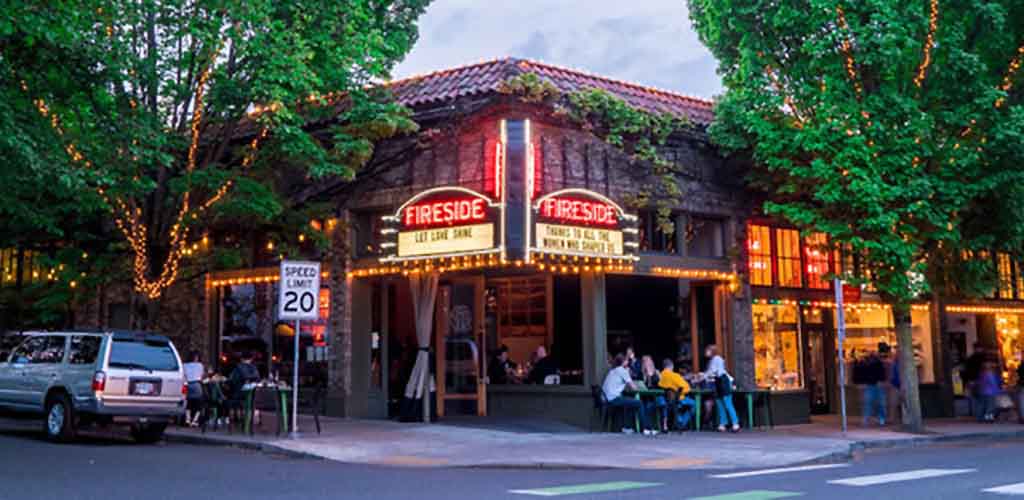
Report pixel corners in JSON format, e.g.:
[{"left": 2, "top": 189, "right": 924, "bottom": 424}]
[
  {"left": 435, "top": 276, "right": 486, "bottom": 417},
  {"left": 806, "top": 327, "right": 835, "bottom": 414}
]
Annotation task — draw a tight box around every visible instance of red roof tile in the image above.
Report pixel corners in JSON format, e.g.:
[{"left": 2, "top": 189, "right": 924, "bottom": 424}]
[{"left": 385, "top": 57, "right": 714, "bottom": 125}]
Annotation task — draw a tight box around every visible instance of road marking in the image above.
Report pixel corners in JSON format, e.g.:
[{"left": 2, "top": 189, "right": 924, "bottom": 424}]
[
  {"left": 984, "top": 483, "right": 1024, "bottom": 495},
  {"left": 508, "top": 481, "right": 661, "bottom": 497},
  {"left": 688, "top": 490, "right": 803, "bottom": 500},
  {"left": 828, "top": 468, "right": 975, "bottom": 486},
  {"left": 709, "top": 463, "right": 849, "bottom": 478}
]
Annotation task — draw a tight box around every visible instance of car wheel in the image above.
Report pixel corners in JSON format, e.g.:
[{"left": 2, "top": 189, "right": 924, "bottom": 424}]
[
  {"left": 44, "top": 393, "right": 77, "bottom": 443},
  {"left": 131, "top": 423, "right": 167, "bottom": 444}
]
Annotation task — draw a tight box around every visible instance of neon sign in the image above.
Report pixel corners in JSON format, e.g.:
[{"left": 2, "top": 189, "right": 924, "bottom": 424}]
[
  {"left": 403, "top": 197, "right": 486, "bottom": 228},
  {"left": 538, "top": 197, "right": 618, "bottom": 226}
]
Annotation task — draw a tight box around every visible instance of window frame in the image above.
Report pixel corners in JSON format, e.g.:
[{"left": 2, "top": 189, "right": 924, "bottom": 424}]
[
  {"left": 775, "top": 228, "right": 803, "bottom": 288},
  {"left": 747, "top": 224, "right": 773, "bottom": 287}
]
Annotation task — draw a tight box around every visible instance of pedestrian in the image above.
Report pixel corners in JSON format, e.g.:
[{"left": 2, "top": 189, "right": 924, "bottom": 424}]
[
  {"left": 703, "top": 344, "right": 740, "bottom": 432},
  {"left": 183, "top": 351, "right": 205, "bottom": 427},
  {"left": 1016, "top": 355, "right": 1024, "bottom": 425},
  {"left": 978, "top": 361, "right": 1001, "bottom": 422},
  {"left": 964, "top": 344, "right": 987, "bottom": 418},
  {"left": 862, "top": 344, "right": 888, "bottom": 426},
  {"left": 601, "top": 353, "right": 654, "bottom": 435}
]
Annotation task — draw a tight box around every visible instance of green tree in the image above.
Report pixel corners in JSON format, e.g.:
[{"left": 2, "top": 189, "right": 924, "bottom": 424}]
[
  {"left": 689, "top": 0, "right": 1024, "bottom": 431},
  {"left": 0, "top": 0, "right": 428, "bottom": 324}
]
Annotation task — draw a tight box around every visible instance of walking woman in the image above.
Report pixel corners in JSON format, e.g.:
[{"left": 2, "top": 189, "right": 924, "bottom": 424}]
[
  {"left": 183, "top": 351, "right": 206, "bottom": 427},
  {"left": 704, "top": 345, "right": 740, "bottom": 432}
]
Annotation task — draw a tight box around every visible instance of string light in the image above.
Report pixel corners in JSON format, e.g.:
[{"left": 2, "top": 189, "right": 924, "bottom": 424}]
[
  {"left": 835, "top": 6, "right": 863, "bottom": 96},
  {"left": 996, "top": 44, "right": 1024, "bottom": 108},
  {"left": 754, "top": 298, "right": 929, "bottom": 312},
  {"left": 947, "top": 305, "right": 1024, "bottom": 315},
  {"left": 913, "top": 0, "right": 939, "bottom": 88}
]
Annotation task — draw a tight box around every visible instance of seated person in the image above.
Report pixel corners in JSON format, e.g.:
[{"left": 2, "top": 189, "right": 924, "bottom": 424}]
[
  {"left": 640, "top": 355, "right": 669, "bottom": 431},
  {"left": 526, "top": 346, "right": 559, "bottom": 384},
  {"left": 659, "top": 358, "right": 697, "bottom": 429},
  {"left": 601, "top": 353, "right": 653, "bottom": 434},
  {"left": 488, "top": 345, "right": 516, "bottom": 384}
]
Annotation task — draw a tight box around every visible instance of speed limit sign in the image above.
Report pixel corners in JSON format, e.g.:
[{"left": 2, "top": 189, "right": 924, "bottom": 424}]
[{"left": 278, "top": 260, "right": 321, "bottom": 320}]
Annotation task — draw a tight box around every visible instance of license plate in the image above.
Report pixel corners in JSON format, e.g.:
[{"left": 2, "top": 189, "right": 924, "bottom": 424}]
[{"left": 134, "top": 382, "right": 155, "bottom": 395}]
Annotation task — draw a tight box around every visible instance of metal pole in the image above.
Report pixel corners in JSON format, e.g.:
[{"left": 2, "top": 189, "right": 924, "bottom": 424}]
[
  {"left": 291, "top": 319, "right": 300, "bottom": 438},
  {"left": 834, "top": 278, "right": 847, "bottom": 434}
]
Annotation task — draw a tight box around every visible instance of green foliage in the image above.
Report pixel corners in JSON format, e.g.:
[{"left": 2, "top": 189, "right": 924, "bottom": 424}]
[
  {"left": 0, "top": 0, "right": 430, "bottom": 325},
  {"left": 689, "top": 0, "right": 1024, "bottom": 304},
  {"left": 500, "top": 73, "right": 692, "bottom": 233}
]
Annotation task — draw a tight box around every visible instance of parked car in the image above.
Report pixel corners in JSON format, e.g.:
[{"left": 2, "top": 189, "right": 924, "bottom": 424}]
[{"left": 0, "top": 330, "right": 186, "bottom": 443}]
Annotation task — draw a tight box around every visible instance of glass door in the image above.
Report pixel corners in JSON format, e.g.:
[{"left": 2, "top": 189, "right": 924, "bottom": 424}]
[
  {"left": 807, "top": 329, "right": 831, "bottom": 414},
  {"left": 435, "top": 275, "right": 486, "bottom": 417}
]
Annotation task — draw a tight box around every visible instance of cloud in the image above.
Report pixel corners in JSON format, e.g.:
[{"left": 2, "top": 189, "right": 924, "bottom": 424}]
[{"left": 393, "top": 0, "right": 723, "bottom": 99}]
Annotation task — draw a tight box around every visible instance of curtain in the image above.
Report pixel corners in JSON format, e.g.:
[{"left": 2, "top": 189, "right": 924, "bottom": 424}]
[{"left": 403, "top": 272, "right": 439, "bottom": 422}]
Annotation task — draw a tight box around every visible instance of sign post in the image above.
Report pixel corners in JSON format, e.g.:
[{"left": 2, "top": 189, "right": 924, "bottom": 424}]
[
  {"left": 834, "top": 277, "right": 847, "bottom": 434},
  {"left": 278, "top": 260, "right": 321, "bottom": 439}
]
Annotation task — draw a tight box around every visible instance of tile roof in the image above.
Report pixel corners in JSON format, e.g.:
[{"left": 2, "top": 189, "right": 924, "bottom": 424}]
[{"left": 385, "top": 57, "right": 715, "bottom": 125}]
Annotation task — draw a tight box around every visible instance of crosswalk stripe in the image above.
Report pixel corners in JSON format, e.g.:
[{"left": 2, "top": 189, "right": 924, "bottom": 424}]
[
  {"left": 828, "top": 468, "right": 975, "bottom": 487},
  {"left": 709, "top": 463, "right": 849, "bottom": 479},
  {"left": 688, "top": 490, "right": 803, "bottom": 500},
  {"left": 508, "top": 481, "right": 662, "bottom": 497},
  {"left": 984, "top": 483, "right": 1024, "bottom": 495}
]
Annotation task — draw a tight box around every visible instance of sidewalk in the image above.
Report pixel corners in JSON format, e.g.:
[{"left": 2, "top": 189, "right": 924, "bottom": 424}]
[{"left": 165, "top": 414, "right": 1024, "bottom": 470}]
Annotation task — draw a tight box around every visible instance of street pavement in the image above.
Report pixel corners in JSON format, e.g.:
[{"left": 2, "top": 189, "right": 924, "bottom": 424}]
[{"left": 2, "top": 422, "right": 1024, "bottom": 500}]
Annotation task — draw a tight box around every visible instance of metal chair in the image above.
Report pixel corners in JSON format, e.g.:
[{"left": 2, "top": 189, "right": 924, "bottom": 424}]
[{"left": 295, "top": 385, "right": 325, "bottom": 435}]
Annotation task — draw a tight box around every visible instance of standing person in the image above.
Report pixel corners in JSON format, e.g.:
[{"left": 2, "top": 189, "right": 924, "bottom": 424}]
[
  {"left": 704, "top": 345, "right": 739, "bottom": 432},
  {"left": 977, "top": 361, "right": 1001, "bottom": 422},
  {"left": 601, "top": 353, "right": 654, "bottom": 435},
  {"left": 964, "top": 344, "right": 987, "bottom": 418},
  {"left": 861, "top": 345, "right": 888, "bottom": 426},
  {"left": 183, "top": 351, "right": 205, "bottom": 427},
  {"left": 658, "top": 359, "right": 696, "bottom": 430},
  {"left": 228, "top": 351, "right": 261, "bottom": 398},
  {"left": 1016, "top": 354, "right": 1024, "bottom": 425}
]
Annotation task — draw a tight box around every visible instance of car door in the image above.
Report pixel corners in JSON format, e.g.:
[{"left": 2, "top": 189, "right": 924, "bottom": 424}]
[
  {"left": 65, "top": 335, "right": 103, "bottom": 408},
  {"left": 11, "top": 335, "right": 67, "bottom": 409},
  {"left": 0, "top": 333, "right": 25, "bottom": 405}
]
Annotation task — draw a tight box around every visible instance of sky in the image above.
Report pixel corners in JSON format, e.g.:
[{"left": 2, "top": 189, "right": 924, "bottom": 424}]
[{"left": 393, "top": 0, "right": 724, "bottom": 100}]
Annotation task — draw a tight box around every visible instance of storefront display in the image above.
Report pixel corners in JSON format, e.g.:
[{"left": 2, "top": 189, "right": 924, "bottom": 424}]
[
  {"left": 753, "top": 303, "right": 803, "bottom": 390},
  {"left": 996, "top": 314, "right": 1023, "bottom": 385}
]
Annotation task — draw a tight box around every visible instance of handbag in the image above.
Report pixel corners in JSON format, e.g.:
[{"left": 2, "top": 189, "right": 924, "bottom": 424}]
[{"left": 714, "top": 373, "right": 733, "bottom": 397}]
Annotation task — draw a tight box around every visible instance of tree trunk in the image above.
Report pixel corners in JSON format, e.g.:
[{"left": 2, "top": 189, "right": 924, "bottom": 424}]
[{"left": 893, "top": 303, "right": 924, "bottom": 433}]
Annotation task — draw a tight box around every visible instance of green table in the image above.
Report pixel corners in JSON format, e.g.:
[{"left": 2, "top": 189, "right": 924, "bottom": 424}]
[
  {"left": 691, "top": 389, "right": 771, "bottom": 431},
  {"left": 243, "top": 385, "right": 290, "bottom": 436}
]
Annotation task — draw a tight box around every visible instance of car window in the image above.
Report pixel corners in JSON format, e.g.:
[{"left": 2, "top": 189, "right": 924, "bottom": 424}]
[
  {"left": 11, "top": 336, "right": 66, "bottom": 364},
  {"left": 69, "top": 336, "right": 103, "bottom": 365},
  {"left": 0, "top": 334, "right": 25, "bottom": 362},
  {"left": 109, "top": 339, "right": 179, "bottom": 371}
]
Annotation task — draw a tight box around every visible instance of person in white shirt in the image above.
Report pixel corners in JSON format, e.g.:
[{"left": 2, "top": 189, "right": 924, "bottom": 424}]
[
  {"left": 183, "top": 351, "right": 205, "bottom": 427},
  {"left": 601, "top": 353, "right": 653, "bottom": 434},
  {"left": 704, "top": 344, "right": 740, "bottom": 432}
]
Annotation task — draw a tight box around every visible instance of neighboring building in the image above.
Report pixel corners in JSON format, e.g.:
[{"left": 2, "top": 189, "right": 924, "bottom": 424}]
[{"left": 69, "top": 58, "right": 1024, "bottom": 426}]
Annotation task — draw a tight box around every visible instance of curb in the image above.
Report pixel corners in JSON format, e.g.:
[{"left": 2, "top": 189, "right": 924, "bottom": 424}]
[
  {"left": 163, "top": 427, "right": 1024, "bottom": 470},
  {"left": 164, "top": 431, "right": 323, "bottom": 461}
]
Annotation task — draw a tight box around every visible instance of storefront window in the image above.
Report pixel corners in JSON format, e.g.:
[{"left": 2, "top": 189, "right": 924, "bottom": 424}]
[
  {"left": 638, "top": 211, "right": 677, "bottom": 254},
  {"left": 747, "top": 225, "right": 772, "bottom": 286},
  {"left": 996, "top": 314, "right": 1022, "bottom": 386},
  {"left": 997, "top": 253, "right": 1014, "bottom": 299},
  {"left": 753, "top": 304, "right": 803, "bottom": 390},
  {"left": 805, "top": 233, "right": 831, "bottom": 290},
  {"left": 775, "top": 228, "right": 802, "bottom": 288},
  {"left": 844, "top": 306, "right": 935, "bottom": 384}
]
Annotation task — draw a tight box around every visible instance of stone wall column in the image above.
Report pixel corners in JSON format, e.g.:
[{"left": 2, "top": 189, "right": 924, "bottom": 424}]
[
  {"left": 325, "top": 212, "right": 353, "bottom": 417},
  {"left": 581, "top": 272, "right": 608, "bottom": 387},
  {"left": 729, "top": 219, "right": 755, "bottom": 390}
]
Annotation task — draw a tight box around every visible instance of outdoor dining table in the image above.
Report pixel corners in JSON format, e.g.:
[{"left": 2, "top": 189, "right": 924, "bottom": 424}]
[
  {"left": 628, "top": 388, "right": 670, "bottom": 432},
  {"left": 690, "top": 388, "right": 773, "bottom": 431},
  {"left": 242, "top": 382, "right": 291, "bottom": 436}
]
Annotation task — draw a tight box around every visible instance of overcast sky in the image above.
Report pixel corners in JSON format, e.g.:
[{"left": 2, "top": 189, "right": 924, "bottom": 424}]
[{"left": 393, "top": 0, "right": 723, "bottom": 100}]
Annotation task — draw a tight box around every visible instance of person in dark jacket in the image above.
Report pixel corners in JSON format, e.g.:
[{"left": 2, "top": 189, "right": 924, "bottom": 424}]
[
  {"left": 862, "top": 344, "right": 889, "bottom": 426},
  {"left": 228, "top": 351, "right": 261, "bottom": 398},
  {"left": 526, "top": 346, "right": 558, "bottom": 384},
  {"left": 964, "top": 344, "right": 988, "bottom": 419},
  {"left": 488, "top": 345, "right": 516, "bottom": 384}
]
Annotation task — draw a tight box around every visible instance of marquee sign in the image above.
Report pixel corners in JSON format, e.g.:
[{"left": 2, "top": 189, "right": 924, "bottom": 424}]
[
  {"left": 380, "top": 187, "right": 502, "bottom": 261},
  {"left": 529, "top": 189, "right": 639, "bottom": 260}
]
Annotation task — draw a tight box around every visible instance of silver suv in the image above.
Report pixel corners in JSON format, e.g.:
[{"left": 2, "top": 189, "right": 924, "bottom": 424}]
[{"left": 0, "top": 331, "right": 186, "bottom": 443}]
